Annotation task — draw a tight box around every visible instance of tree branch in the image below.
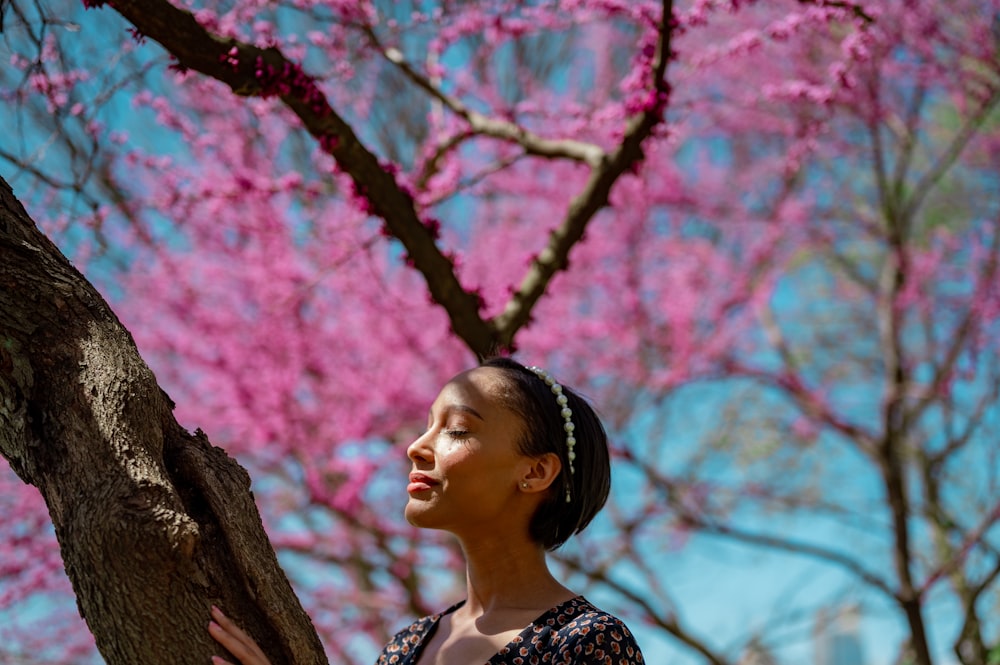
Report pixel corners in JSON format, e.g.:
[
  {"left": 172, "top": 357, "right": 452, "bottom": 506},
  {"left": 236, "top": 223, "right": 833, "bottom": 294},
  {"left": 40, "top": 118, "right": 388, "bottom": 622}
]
[
  {"left": 904, "top": 222, "right": 1000, "bottom": 432},
  {"left": 491, "top": 0, "right": 677, "bottom": 348},
  {"left": 627, "top": 453, "right": 900, "bottom": 601},
  {"left": 729, "top": 362, "right": 879, "bottom": 451},
  {"left": 97, "top": 0, "right": 497, "bottom": 357},
  {"left": 876, "top": 176, "right": 933, "bottom": 665},
  {"left": 0, "top": 175, "right": 327, "bottom": 664},
  {"left": 901, "top": 85, "right": 1000, "bottom": 224},
  {"left": 921, "top": 499, "right": 1000, "bottom": 595},
  {"left": 364, "top": 27, "right": 605, "bottom": 168},
  {"left": 700, "top": 520, "right": 899, "bottom": 598},
  {"left": 557, "top": 555, "right": 731, "bottom": 665}
]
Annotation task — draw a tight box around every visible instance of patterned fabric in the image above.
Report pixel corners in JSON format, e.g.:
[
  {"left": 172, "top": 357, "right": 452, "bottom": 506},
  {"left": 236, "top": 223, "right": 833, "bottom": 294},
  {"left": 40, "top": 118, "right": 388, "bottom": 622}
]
[{"left": 375, "top": 596, "right": 645, "bottom": 664}]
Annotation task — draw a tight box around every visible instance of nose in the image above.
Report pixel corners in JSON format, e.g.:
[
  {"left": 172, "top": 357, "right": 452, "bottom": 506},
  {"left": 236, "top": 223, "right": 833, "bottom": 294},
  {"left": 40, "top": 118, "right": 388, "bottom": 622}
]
[{"left": 407, "top": 429, "right": 434, "bottom": 464}]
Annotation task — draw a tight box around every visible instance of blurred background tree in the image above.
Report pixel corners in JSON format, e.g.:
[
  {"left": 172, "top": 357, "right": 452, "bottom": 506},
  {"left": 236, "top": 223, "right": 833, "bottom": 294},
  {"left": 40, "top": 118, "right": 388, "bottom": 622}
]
[{"left": 1, "top": 1, "right": 998, "bottom": 664}]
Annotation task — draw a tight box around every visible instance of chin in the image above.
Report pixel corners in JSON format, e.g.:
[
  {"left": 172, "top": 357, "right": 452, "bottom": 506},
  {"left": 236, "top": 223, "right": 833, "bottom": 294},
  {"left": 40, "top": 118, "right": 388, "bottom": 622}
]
[
  {"left": 404, "top": 501, "right": 432, "bottom": 528},
  {"left": 405, "top": 502, "right": 453, "bottom": 533}
]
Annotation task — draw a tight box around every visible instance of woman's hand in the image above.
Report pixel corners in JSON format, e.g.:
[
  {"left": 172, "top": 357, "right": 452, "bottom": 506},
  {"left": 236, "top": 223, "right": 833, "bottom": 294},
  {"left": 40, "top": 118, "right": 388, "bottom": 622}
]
[{"left": 208, "top": 606, "right": 273, "bottom": 665}]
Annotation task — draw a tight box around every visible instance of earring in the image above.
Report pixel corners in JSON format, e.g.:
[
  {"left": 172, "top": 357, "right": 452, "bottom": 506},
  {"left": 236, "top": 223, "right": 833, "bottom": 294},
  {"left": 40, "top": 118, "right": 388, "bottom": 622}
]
[{"left": 521, "top": 482, "right": 529, "bottom": 489}]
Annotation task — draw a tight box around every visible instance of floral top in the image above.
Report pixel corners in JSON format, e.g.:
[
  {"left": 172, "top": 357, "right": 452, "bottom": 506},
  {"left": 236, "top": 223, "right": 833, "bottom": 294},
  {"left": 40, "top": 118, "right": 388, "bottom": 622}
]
[{"left": 375, "top": 596, "right": 645, "bottom": 664}]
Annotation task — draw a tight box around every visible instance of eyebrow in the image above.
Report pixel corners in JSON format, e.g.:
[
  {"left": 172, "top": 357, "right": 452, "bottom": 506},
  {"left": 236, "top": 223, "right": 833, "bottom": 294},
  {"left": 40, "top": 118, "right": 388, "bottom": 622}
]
[
  {"left": 429, "top": 403, "right": 485, "bottom": 422},
  {"left": 454, "top": 404, "right": 485, "bottom": 421}
]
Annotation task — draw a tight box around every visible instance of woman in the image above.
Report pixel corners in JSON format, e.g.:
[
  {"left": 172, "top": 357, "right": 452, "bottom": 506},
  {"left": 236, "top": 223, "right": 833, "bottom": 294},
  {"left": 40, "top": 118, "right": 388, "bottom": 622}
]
[{"left": 209, "top": 357, "right": 645, "bottom": 664}]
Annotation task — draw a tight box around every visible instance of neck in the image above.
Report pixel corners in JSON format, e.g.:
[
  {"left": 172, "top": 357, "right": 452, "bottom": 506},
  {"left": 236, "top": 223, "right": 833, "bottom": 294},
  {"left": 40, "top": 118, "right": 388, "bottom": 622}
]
[{"left": 456, "top": 533, "right": 574, "bottom": 615}]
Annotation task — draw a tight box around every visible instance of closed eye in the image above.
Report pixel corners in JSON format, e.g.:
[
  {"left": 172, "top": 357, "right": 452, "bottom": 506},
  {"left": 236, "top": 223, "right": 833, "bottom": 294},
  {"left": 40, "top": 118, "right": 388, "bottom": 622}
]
[{"left": 445, "top": 430, "right": 470, "bottom": 439}]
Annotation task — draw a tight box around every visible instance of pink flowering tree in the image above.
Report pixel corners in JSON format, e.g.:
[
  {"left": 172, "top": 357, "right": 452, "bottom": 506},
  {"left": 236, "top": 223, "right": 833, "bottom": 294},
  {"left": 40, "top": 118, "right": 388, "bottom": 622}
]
[{"left": 1, "top": 1, "right": 999, "bottom": 664}]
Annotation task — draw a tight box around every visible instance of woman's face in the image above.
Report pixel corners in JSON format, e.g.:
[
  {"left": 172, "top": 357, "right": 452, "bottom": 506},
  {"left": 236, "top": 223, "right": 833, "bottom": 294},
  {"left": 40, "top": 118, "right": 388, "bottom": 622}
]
[{"left": 404, "top": 366, "right": 531, "bottom": 535}]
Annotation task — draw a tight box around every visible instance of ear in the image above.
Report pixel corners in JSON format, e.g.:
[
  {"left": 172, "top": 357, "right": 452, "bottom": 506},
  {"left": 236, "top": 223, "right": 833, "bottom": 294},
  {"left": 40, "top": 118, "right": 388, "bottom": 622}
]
[{"left": 519, "top": 452, "right": 562, "bottom": 493}]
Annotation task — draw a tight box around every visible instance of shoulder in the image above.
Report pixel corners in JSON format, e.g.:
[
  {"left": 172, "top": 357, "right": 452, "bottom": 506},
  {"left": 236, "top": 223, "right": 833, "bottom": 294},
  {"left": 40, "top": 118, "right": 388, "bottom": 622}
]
[
  {"left": 375, "top": 602, "right": 463, "bottom": 665},
  {"left": 553, "top": 598, "right": 645, "bottom": 664},
  {"left": 375, "top": 614, "right": 434, "bottom": 664},
  {"left": 502, "top": 597, "right": 645, "bottom": 665}
]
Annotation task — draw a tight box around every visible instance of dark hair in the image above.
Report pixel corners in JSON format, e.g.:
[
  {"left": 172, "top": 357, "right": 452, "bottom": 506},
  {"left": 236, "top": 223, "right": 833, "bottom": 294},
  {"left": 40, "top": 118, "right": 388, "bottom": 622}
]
[{"left": 481, "top": 357, "right": 611, "bottom": 550}]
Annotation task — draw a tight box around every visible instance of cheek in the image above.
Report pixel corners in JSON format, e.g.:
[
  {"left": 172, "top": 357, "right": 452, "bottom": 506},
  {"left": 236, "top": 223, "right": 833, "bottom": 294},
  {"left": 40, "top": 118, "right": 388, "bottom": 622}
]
[
  {"left": 439, "top": 445, "right": 503, "bottom": 491},
  {"left": 439, "top": 455, "right": 479, "bottom": 486},
  {"left": 436, "top": 438, "right": 475, "bottom": 463}
]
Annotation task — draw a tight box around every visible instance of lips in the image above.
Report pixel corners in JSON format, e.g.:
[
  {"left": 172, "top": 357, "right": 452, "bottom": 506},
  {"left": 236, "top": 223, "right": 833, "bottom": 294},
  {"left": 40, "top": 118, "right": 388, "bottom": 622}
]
[{"left": 407, "top": 472, "right": 439, "bottom": 494}]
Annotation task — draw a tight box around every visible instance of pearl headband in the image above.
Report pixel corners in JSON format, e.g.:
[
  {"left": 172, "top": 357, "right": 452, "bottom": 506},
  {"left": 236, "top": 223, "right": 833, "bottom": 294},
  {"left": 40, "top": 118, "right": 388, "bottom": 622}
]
[{"left": 527, "top": 366, "right": 576, "bottom": 503}]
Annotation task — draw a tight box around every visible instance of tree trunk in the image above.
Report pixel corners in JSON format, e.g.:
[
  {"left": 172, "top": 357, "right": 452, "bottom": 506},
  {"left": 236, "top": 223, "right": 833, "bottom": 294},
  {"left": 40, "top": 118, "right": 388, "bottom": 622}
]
[{"left": 0, "top": 175, "right": 327, "bottom": 665}]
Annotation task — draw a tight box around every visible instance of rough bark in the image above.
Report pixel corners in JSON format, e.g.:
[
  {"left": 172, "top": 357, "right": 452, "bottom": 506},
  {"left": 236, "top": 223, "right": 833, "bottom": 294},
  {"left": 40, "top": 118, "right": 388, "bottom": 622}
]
[{"left": 0, "top": 175, "right": 327, "bottom": 664}]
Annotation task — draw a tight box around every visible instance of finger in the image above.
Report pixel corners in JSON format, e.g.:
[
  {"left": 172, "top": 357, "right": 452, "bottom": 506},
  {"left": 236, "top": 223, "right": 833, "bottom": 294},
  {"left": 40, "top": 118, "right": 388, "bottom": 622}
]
[
  {"left": 208, "top": 609, "right": 271, "bottom": 665},
  {"left": 210, "top": 607, "right": 256, "bottom": 647},
  {"left": 209, "top": 620, "right": 256, "bottom": 659},
  {"left": 211, "top": 657, "right": 234, "bottom": 665},
  {"left": 211, "top": 606, "right": 242, "bottom": 632},
  {"left": 208, "top": 621, "right": 243, "bottom": 654}
]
